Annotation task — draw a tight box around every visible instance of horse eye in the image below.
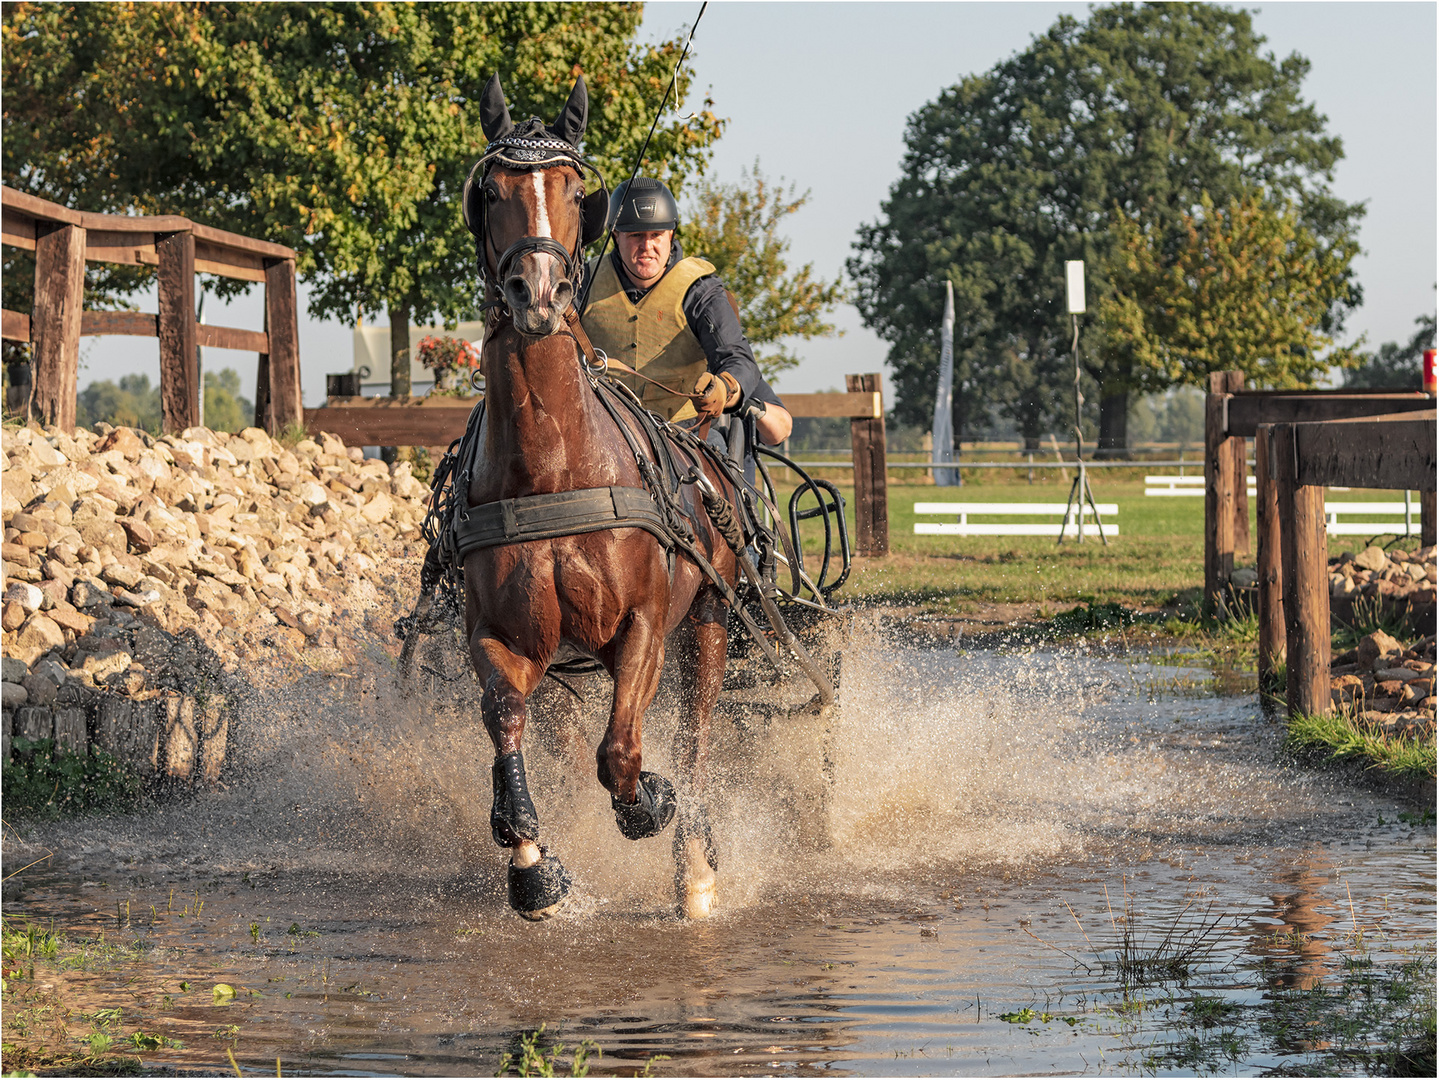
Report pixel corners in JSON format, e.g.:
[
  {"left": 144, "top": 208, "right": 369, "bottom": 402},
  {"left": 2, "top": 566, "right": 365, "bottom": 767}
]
[{"left": 484, "top": 187, "right": 499, "bottom": 204}]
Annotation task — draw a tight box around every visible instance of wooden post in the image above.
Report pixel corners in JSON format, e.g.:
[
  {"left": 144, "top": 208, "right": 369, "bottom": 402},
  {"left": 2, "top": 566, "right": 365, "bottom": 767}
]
[
  {"left": 1226, "top": 371, "right": 1250, "bottom": 556},
  {"left": 254, "top": 352, "right": 271, "bottom": 431},
  {"left": 261, "top": 257, "right": 302, "bottom": 433},
  {"left": 1422, "top": 489, "right": 1436, "bottom": 547},
  {"left": 847, "top": 372, "right": 889, "bottom": 556},
  {"left": 1255, "top": 424, "right": 1285, "bottom": 687},
  {"left": 1274, "top": 422, "right": 1330, "bottom": 718},
  {"left": 30, "top": 221, "right": 85, "bottom": 429},
  {"left": 156, "top": 231, "right": 199, "bottom": 433},
  {"left": 1204, "top": 371, "right": 1237, "bottom": 615}
]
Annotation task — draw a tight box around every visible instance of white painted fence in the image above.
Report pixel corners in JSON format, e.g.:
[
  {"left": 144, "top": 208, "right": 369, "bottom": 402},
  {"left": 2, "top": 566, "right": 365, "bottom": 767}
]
[
  {"left": 914, "top": 502, "right": 1119, "bottom": 538},
  {"left": 1324, "top": 500, "right": 1418, "bottom": 536},
  {"left": 1144, "top": 475, "right": 1256, "bottom": 496}
]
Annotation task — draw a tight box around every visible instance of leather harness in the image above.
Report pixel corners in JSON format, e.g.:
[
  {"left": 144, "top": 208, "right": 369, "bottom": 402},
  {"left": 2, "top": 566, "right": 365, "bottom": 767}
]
[{"left": 404, "top": 138, "right": 836, "bottom": 703}]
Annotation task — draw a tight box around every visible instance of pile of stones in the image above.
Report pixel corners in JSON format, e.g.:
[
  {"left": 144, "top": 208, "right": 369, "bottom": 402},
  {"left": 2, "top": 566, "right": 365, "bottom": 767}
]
[
  {"left": 1328, "top": 544, "right": 1437, "bottom": 602},
  {"left": 1329, "top": 629, "right": 1436, "bottom": 736},
  {"left": 2, "top": 421, "right": 431, "bottom": 783},
  {"left": 1321, "top": 545, "right": 1437, "bottom": 737}
]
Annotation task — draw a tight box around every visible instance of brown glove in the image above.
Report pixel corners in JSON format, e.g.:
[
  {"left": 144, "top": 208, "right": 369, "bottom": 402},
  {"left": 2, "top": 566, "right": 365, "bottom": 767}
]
[{"left": 693, "top": 372, "right": 727, "bottom": 420}]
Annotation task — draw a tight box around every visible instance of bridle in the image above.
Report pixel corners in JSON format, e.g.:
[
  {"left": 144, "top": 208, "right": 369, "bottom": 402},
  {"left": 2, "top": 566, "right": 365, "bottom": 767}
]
[{"left": 462, "top": 125, "right": 609, "bottom": 317}]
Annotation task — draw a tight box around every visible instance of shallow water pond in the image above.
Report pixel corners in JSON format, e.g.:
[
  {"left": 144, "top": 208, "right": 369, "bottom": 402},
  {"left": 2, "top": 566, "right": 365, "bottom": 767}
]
[{"left": 3, "top": 631, "right": 1434, "bottom": 1076}]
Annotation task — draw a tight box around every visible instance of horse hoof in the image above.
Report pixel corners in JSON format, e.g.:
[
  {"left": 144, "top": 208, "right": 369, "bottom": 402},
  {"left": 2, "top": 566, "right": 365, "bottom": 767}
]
[
  {"left": 507, "top": 852, "right": 571, "bottom": 919},
  {"left": 612, "top": 771, "right": 677, "bottom": 840},
  {"left": 676, "top": 837, "right": 717, "bottom": 920}
]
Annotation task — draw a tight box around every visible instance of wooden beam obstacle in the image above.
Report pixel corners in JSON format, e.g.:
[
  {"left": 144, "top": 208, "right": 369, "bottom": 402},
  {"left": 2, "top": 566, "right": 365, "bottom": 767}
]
[
  {"left": 1, "top": 185, "right": 301, "bottom": 435},
  {"left": 1202, "top": 371, "right": 1434, "bottom": 614},
  {"left": 304, "top": 374, "right": 894, "bottom": 557},
  {"left": 1256, "top": 409, "right": 1437, "bottom": 719}
]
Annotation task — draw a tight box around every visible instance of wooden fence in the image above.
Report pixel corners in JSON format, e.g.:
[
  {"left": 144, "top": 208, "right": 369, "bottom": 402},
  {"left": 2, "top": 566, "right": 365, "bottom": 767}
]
[
  {"left": 1203, "top": 371, "right": 1435, "bottom": 613},
  {"left": 1255, "top": 409, "right": 1437, "bottom": 717},
  {"left": 0, "top": 186, "right": 301, "bottom": 434},
  {"left": 304, "top": 371, "right": 893, "bottom": 555}
]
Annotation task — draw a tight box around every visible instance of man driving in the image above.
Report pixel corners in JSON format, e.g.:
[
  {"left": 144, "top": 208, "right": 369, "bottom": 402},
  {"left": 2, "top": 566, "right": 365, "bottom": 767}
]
[{"left": 579, "top": 177, "right": 793, "bottom": 458}]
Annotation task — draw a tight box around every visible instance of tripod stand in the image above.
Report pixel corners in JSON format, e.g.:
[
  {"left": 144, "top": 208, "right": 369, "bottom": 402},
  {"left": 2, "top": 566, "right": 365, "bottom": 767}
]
[{"left": 1059, "top": 311, "right": 1108, "bottom": 545}]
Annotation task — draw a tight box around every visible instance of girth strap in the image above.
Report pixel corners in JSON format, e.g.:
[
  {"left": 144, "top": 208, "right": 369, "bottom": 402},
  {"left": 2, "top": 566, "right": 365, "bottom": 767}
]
[{"left": 453, "top": 485, "right": 673, "bottom": 561}]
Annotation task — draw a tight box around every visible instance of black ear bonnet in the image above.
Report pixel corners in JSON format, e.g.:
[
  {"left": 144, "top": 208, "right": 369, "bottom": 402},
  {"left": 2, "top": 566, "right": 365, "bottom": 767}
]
[{"left": 462, "top": 74, "right": 610, "bottom": 256}]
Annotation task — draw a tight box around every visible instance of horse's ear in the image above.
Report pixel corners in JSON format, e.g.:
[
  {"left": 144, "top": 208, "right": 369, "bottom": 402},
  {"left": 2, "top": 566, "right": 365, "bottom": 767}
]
[
  {"left": 480, "top": 74, "right": 513, "bottom": 143},
  {"left": 580, "top": 187, "right": 609, "bottom": 246},
  {"left": 551, "top": 75, "right": 588, "bottom": 147}
]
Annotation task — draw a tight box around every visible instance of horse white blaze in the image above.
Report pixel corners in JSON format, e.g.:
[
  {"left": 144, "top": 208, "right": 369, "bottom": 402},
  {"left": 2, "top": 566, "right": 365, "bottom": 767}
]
[
  {"left": 529, "top": 171, "right": 551, "bottom": 239},
  {"left": 526, "top": 171, "right": 557, "bottom": 307}
]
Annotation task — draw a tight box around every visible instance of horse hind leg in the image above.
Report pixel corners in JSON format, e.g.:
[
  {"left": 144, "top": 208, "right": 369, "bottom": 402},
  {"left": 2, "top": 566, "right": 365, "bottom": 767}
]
[
  {"left": 475, "top": 643, "right": 571, "bottom": 920},
  {"left": 671, "top": 604, "right": 727, "bottom": 919}
]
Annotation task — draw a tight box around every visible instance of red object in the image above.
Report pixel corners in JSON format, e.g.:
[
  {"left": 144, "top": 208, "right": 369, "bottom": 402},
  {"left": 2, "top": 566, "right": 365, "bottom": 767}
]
[{"left": 1425, "top": 348, "right": 1437, "bottom": 395}]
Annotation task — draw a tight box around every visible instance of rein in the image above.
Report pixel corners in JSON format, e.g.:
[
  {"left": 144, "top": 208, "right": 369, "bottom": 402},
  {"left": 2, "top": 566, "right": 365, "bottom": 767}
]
[{"left": 563, "top": 309, "right": 711, "bottom": 407}]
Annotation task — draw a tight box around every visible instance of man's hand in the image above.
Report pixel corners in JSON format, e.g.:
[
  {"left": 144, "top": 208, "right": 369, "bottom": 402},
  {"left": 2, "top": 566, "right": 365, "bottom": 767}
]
[{"left": 693, "top": 372, "right": 728, "bottom": 420}]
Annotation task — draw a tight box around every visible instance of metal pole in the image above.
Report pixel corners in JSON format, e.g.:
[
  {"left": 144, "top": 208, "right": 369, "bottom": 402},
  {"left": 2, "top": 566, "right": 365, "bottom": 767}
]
[{"left": 1058, "top": 310, "right": 1109, "bottom": 545}]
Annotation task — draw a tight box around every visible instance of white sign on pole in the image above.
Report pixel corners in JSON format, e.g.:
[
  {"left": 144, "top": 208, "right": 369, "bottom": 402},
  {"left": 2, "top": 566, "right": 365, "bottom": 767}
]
[
  {"left": 1065, "top": 260, "right": 1086, "bottom": 314},
  {"left": 931, "top": 281, "right": 957, "bottom": 486}
]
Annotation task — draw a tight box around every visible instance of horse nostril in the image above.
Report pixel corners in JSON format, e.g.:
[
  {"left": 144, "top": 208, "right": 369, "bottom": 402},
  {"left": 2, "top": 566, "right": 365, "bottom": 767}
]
[
  {"left": 553, "top": 280, "right": 574, "bottom": 308},
  {"left": 504, "top": 277, "right": 531, "bottom": 307}
]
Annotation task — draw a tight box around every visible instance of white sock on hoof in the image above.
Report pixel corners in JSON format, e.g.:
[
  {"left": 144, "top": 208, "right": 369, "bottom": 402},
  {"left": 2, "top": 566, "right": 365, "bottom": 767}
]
[
  {"left": 678, "top": 837, "right": 717, "bottom": 920},
  {"left": 512, "top": 840, "right": 542, "bottom": 869}
]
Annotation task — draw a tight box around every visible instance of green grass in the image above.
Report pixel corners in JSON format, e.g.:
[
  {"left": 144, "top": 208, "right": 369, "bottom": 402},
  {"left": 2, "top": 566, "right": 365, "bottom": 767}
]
[
  {"left": 769, "top": 474, "right": 1416, "bottom": 614},
  {"left": 1286, "top": 708, "right": 1436, "bottom": 780},
  {"left": 1, "top": 739, "right": 146, "bottom": 820}
]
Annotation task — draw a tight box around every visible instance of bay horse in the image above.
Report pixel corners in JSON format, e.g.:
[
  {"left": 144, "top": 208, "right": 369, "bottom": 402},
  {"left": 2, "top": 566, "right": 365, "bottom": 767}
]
[{"left": 458, "top": 74, "right": 735, "bottom": 920}]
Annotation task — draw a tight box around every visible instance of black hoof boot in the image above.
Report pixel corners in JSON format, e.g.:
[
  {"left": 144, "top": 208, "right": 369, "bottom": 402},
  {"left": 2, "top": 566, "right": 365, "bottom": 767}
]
[
  {"left": 491, "top": 751, "right": 540, "bottom": 848},
  {"left": 507, "top": 851, "right": 571, "bottom": 920},
  {"left": 612, "top": 771, "right": 677, "bottom": 840}
]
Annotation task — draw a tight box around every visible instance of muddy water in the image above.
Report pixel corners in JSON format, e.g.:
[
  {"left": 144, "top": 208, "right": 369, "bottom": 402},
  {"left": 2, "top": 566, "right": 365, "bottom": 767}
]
[{"left": 4, "top": 622, "right": 1434, "bottom": 1076}]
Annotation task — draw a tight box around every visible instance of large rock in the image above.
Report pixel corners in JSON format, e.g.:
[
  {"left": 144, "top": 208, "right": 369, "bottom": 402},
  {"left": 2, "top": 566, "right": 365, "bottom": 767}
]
[
  {"left": 1353, "top": 545, "right": 1389, "bottom": 572},
  {"left": 4, "top": 582, "right": 44, "bottom": 613},
  {"left": 11, "top": 613, "right": 65, "bottom": 665},
  {"left": 1356, "top": 629, "right": 1404, "bottom": 671}
]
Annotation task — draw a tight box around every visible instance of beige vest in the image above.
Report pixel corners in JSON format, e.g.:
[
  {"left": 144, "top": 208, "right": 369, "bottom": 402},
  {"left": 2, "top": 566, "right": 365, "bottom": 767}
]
[{"left": 581, "top": 254, "right": 716, "bottom": 421}]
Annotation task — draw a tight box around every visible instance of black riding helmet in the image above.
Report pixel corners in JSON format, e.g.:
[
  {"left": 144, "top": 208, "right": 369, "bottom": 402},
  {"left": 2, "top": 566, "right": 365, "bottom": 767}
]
[{"left": 609, "top": 177, "right": 679, "bottom": 233}]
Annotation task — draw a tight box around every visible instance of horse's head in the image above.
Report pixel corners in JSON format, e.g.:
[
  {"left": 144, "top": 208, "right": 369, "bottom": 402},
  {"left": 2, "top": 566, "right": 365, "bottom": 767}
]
[{"left": 464, "top": 75, "right": 609, "bottom": 338}]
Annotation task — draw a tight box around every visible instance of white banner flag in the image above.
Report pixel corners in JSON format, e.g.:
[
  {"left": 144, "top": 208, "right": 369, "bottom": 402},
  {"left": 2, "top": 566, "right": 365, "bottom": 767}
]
[{"left": 932, "top": 280, "right": 957, "bottom": 486}]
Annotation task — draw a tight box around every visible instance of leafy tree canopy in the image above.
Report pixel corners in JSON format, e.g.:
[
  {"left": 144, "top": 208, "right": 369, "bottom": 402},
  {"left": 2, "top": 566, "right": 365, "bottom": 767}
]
[
  {"left": 681, "top": 162, "right": 844, "bottom": 382},
  {"left": 848, "top": 1, "right": 1363, "bottom": 449},
  {"left": 1099, "top": 191, "right": 1362, "bottom": 392},
  {"left": 2, "top": 2, "right": 724, "bottom": 330}
]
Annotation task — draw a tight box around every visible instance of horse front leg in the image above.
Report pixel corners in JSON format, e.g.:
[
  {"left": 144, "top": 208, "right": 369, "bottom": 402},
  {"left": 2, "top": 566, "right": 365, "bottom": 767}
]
[
  {"left": 470, "top": 631, "right": 571, "bottom": 920},
  {"left": 596, "top": 610, "right": 679, "bottom": 843},
  {"left": 671, "top": 590, "right": 727, "bottom": 919}
]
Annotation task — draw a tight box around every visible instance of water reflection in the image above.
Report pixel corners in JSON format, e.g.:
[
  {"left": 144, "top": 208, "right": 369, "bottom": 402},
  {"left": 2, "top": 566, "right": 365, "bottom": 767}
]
[{"left": 1256, "top": 858, "right": 1339, "bottom": 991}]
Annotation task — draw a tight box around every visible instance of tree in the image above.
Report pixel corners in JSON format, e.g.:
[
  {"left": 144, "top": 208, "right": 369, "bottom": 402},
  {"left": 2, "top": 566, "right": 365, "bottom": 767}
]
[
  {"left": 201, "top": 367, "right": 254, "bottom": 433},
  {"left": 1098, "top": 191, "right": 1362, "bottom": 390},
  {"left": 681, "top": 162, "right": 844, "bottom": 381},
  {"left": 2, "top": 2, "right": 725, "bottom": 393},
  {"left": 76, "top": 374, "right": 162, "bottom": 433},
  {"left": 849, "top": 2, "right": 1363, "bottom": 453},
  {"left": 1343, "top": 311, "right": 1436, "bottom": 389}
]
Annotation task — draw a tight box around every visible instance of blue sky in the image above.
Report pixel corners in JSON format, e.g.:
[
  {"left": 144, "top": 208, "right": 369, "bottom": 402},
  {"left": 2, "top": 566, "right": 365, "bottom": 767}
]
[{"left": 73, "top": 1, "right": 1437, "bottom": 405}]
